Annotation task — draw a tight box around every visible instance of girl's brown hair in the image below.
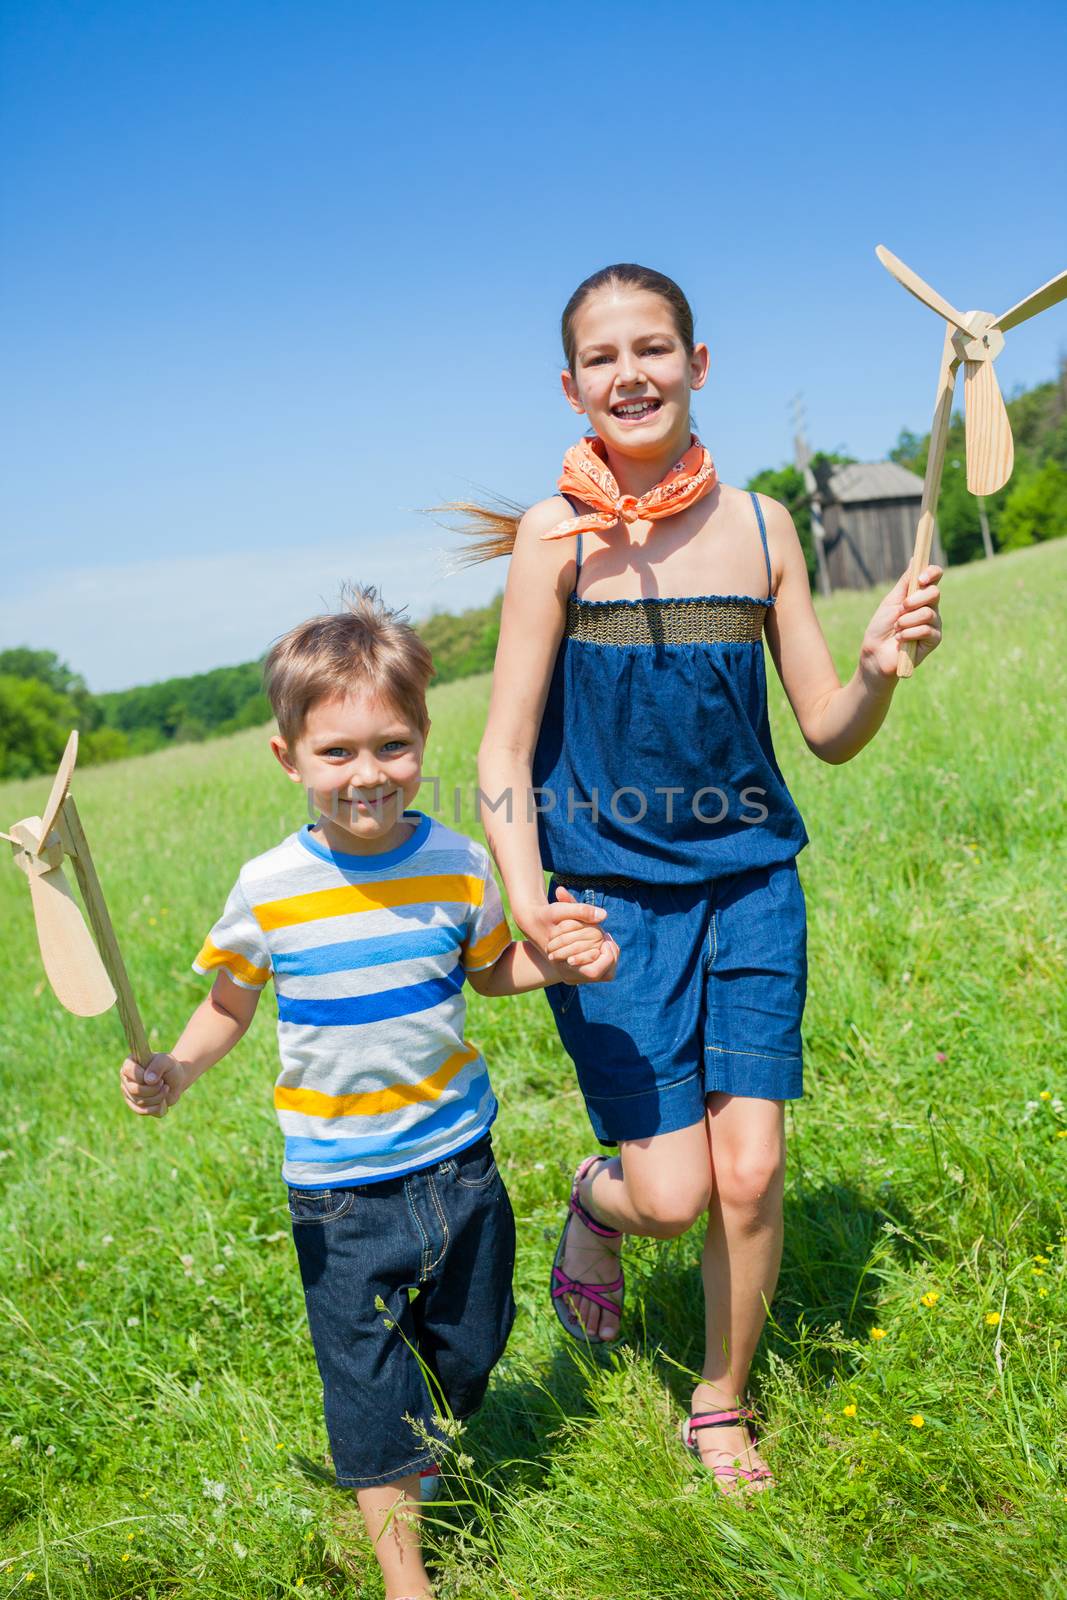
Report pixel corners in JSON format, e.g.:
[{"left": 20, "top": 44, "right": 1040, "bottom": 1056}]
[
  {"left": 263, "top": 583, "right": 434, "bottom": 746},
  {"left": 444, "top": 264, "right": 695, "bottom": 565}
]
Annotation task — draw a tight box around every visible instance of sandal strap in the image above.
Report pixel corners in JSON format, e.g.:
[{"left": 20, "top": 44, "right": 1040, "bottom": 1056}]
[
  {"left": 570, "top": 1156, "right": 621, "bottom": 1239},
  {"left": 707, "top": 1463, "right": 774, "bottom": 1485},
  {"left": 552, "top": 1265, "right": 623, "bottom": 1316},
  {"left": 687, "top": 1408, "right": 755, "bottom": 1431}
]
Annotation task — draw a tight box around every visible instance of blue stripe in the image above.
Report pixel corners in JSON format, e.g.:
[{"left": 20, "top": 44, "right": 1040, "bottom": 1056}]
[
  {"left": 283, "top": 1074, "right": 492, "bottom": 1163},
  {"left": 277, "top": 967, "right": 464, "bottom": 1027},
  {"left": 273, "top": 926, "right": 462, "bottom": 977}
]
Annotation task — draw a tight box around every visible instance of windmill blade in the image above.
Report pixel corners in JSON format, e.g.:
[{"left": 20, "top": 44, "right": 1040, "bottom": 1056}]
[
  {"left": 27, "top": 862, "right": 116, "bottom": 1017},
  {"left": 875, "top": 245, "right": 975, "bottom": 335},
  {"left": 963, "top": 359, "right": 1014, "bottom": 496},
  {"left": 993, "top": 269, "right": 1067, "bottom": 333},
  {"left": 36, "top": 730, "right": 79, "bottom": 854}
]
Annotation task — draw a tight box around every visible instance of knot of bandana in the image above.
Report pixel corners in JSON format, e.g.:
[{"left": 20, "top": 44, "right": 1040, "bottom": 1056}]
[{"left": 542, "top": 434, "right": 718, "bottom": 541}]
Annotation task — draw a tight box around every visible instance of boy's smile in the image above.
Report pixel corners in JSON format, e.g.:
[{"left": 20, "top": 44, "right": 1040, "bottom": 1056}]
[{"left": 271, "top": 691, "right": 427, "bottom": 855}]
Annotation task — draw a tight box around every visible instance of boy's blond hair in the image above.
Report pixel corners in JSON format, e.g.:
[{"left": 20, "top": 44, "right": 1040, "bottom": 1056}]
[{"left": 263, "top": 584, "right": 434, "bottom": 746}]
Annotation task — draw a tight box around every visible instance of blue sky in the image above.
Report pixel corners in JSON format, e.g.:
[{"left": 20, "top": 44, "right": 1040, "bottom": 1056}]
[{"left": 2, "top": 0, "right": 1066, "bottom": 690}]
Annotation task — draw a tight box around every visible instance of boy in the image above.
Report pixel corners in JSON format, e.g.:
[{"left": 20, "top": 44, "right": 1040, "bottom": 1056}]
[{"left": 119, "top": 586, "right": 616, "bottom": 1600}]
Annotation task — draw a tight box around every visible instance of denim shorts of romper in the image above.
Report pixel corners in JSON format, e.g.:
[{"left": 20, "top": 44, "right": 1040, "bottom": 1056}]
[{"left": 532, "top": 490, "right": 809, "bottom": 1145}]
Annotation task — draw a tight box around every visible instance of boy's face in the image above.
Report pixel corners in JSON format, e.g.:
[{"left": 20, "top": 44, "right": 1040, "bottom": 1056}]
[{"left": 271, "top": 690, "right": 427, "bottom": 851}]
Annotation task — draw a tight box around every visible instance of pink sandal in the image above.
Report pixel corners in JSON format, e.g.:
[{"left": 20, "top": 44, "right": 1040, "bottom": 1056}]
[
  {"left": 551, "top": 1155, "right": 624, "bottom": 1343},
  {"left": 680, "top": 1407, "right": 774, "bottom": 1492}
]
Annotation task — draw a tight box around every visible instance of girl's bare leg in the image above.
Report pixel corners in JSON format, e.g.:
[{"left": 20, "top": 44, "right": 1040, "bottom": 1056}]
[
  {"left": 691, "top": 1093, "right": 786, "bottom": 1483},
  {"left": 356, "top": 1478, "right": 432, "bottom": 1600},
  {"left": 560, "top": 1121, "right": 713, "bottom": 1339}
]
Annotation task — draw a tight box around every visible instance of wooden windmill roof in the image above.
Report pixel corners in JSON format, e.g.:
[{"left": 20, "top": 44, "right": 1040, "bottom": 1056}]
[{"left": 825, "top": 461, "right": 925, "bottom": 504}]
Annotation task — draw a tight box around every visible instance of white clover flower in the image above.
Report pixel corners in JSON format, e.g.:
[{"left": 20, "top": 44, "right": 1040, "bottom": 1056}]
[{"left": 201, "top": 1478, "right": 227, "bottom": 1502}]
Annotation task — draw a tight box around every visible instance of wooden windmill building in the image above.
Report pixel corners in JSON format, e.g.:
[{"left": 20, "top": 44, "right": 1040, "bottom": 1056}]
[{"left": 810, "top": 459, "right": 935, "bottom": 591}]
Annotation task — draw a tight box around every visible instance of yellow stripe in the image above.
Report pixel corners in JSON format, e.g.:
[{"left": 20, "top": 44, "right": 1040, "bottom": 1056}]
[
  {"left": 463, "top": 920, "right": 511, "bottom": 970},
  {"left": 194, "top": 938, "right": 270, "bottom": 987},
  {"left": 255, "top": 874, "right": 484, "bottom": 932},
  {"left": 274, "top": 1042, "right": 481, "bottom": 1119}
]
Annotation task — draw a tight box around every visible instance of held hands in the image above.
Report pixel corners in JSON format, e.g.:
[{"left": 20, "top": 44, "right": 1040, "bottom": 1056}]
[
  {"left": 544, "top": 885, "right": 618, "bottom": 985},
  {"left": 862, "top": 565, "right": 944, "bottom": 679},
  {"left": 119, "top": 1052, "right": 190, "bottom": 1118}
]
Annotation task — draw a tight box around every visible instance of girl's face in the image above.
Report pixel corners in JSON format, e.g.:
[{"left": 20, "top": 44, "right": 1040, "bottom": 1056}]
[{"left": 561, "top": 286, "right": 708, "bottom": 457}]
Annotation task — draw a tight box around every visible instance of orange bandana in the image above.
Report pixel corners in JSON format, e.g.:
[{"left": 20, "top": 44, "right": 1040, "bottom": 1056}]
[{"left": 542, "top": 434, "right": 718, "bottom": 541}]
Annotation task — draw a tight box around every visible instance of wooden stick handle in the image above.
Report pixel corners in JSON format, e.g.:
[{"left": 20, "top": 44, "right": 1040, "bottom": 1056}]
[
  {"left": 898, "top": 325, "right": 959, "bottom": 680},
  {"left": 59, "top": 796, "right": 152, "bottom": 1067}
]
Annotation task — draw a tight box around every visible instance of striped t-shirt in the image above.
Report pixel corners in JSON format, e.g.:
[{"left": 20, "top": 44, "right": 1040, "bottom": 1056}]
[{"left": 192, "top": 812, "right": 511, "bottom": 1189}]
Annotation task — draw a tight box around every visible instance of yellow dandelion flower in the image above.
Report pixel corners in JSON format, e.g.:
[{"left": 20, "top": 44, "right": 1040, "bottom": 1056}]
[
  {"left": 1039, "top": 1287, "right": 1049, "bottom": 1298},
  {"left": 909, "top": 1414, "right": 925, "bottom": 1429},
  {"left": 985, "top": 1312, "right": 1001, "bottom": 1325},
  {"left": 842, "top": 1402, "right": 857, "bottom": 1417},
  {"left": 1033, "top": 1268, "right": 1046, "bottom": 1277},
  {"left": 276, "top": 1441, "right": 285, "bottom": 1450},
  {"left": 920, "top": 1291, "right": 940, "bottom": 1308},
  {"left": 121, "top": 1551, "right": 131, "bottom": 1562},
  {"left": 870, "top": 1327, "right": 888, "bottom": 1340},
  {"left": 1057, "top": 1130, "right": 1067, "bottom": 1139},
  {"left": 126, "top": 1531, "right": 135, "bottom": 1541},
  {"left": 1034, "top": 1255, "right": 1050, "bottom": 1265}
]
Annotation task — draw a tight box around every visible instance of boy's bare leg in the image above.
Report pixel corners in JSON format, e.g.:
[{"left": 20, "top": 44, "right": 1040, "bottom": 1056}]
[{"left": 356, "top": 1477, "right": 432, "bottom": 1600}]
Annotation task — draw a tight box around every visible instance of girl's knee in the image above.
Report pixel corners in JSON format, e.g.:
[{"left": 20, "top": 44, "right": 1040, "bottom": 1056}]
[
  {"left": 631, "top": 1180, "right": 711, "bottom": 1238},
  {"left": 714, "top": 1145, "right": 785, "bottom": 1218}
]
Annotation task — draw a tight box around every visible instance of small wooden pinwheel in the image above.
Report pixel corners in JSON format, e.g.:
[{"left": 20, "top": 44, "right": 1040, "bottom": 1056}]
[
  {"left": 2, "top": 731, "right": 151, "bottom": 1065},
  {"left": 876, "top": 245, "right": 1067, "bottom": 677}
]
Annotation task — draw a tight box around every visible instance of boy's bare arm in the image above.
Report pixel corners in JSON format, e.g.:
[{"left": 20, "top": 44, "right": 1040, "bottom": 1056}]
[{"left": 119, "top": 972, "right": 261, "bottom": 1117}]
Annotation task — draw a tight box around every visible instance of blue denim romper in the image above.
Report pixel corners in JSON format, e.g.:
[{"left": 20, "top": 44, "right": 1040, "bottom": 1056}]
[{"left": 532, "top": 492, "right": 809, "bottom": 1143}]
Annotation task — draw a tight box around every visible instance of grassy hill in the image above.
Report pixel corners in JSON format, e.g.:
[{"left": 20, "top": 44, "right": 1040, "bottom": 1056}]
[{"left": 1, "top": 543, "right": 1065, "bottom": 1597}]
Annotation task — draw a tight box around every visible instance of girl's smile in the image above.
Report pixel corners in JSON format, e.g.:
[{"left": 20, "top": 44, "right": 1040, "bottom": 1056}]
[{"left": 610, "top": 397, "right": 663, "bottom": 424}]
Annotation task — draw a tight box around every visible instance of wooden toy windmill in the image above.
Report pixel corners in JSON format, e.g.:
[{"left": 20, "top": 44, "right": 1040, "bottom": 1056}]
[
  {"left": 2, "top": 731, "right": 151, "bottom": 1065},
  {"left": 876, "top": 246, "right": 1067, "bottom": 677}
]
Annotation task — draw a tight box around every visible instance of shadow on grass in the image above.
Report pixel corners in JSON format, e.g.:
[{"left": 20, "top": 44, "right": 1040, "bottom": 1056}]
[{"left": 631, "top": 1180, "right": 922, "bottom": 1409}]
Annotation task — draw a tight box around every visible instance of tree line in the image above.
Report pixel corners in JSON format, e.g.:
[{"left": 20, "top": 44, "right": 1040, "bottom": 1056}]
[{"left": 2, "top": 364, "right": 1064, "bottom": 780}]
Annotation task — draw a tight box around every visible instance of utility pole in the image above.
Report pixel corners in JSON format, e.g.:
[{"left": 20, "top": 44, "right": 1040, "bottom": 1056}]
[
  {"left": 791, "top": 394, "right": 832, "bottom": 597},
  {"left": 977, "top": 494, "right": 995, "bottom": 559}
]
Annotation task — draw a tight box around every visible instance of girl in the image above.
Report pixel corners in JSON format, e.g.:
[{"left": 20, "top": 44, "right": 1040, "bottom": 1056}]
[{"left": 466, "top": 263, "right": 942, "bottom": 1491}]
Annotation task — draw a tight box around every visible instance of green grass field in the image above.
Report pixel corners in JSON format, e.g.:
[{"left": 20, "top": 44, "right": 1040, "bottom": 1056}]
[{"left": 2, "top": 542, "right": 1066, "bottom": 1599}]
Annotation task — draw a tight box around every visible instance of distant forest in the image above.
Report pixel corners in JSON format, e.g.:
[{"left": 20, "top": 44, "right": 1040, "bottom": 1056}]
[{"left": 2, "top": 364, "right": 1064, "bottom": 780}]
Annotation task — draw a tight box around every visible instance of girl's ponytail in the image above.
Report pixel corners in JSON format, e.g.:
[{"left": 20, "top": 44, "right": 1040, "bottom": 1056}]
[{"left": 436, "top": 497, "right": 526, "bottom": 566}]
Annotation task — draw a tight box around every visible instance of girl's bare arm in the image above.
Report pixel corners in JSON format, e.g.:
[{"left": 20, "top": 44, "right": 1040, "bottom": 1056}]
[
  {"left": 477, "top": 497, "right": 608, "bottom": 957},
  {"left": 761, "top": 495, "right": 942, "bottom": 764}
]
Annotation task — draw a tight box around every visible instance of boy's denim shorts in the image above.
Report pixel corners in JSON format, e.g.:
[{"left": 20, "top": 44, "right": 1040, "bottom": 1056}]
[
  {"left": 544, "top": 859, "right": 807, "bottom": 1144},
  {"left": 288, "top": 1133, "right": 516, "bottom": 1488}
]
